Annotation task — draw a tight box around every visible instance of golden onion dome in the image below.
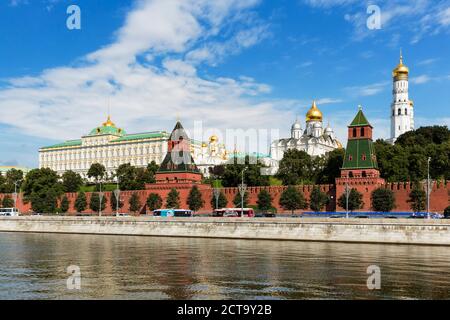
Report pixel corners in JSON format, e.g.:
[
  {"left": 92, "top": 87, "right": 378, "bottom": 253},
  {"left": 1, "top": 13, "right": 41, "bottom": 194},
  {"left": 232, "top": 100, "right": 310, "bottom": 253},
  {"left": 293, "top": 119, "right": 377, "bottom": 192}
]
[
  {"left": 306, "top": 100, "right": 323, "bottom": 122},
  {"left": 209, "top": 135, "right": 218, "bottom": 143},
  {"left": 201, "top": 142, "right": 208, "bottom": 148},
  {"left": 102, "top": 115, "right": 116, "bottom": 127},
  {"left": 393, "top": 51, "right": 409, "bottom": 79}
]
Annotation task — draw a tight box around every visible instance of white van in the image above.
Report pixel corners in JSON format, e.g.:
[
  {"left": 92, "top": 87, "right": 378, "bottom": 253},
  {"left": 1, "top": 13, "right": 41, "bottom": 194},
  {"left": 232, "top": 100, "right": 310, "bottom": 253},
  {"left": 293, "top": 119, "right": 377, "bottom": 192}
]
[{"left": 0, "top": 208, "right": 20, "bottom": 216}]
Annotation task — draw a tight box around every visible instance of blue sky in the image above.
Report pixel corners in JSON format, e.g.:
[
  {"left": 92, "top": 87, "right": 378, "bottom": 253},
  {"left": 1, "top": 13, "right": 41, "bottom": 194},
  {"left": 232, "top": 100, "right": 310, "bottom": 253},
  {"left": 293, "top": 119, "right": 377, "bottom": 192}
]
[{"left": 0, "top": 0, "right": 449, "bottom": 168}]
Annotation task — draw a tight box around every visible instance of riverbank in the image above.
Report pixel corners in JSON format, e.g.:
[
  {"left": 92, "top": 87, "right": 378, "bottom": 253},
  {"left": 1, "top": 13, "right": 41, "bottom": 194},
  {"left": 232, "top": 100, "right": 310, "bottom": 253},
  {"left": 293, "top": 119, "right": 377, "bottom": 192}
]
[{"left": 1, "top": 216, "right": 450, "bottom": 245}]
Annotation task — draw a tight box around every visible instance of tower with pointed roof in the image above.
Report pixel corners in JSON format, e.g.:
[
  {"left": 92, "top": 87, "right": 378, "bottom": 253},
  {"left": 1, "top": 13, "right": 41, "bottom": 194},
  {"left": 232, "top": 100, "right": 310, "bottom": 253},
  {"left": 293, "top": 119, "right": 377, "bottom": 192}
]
[
  {"left": 389, "top": 50, "right": 414, "bottom": 144},
  {"left": 341, "top": 107, "right": 379, "bottom": 178},
  {"left": 155, "top": 121, "right": 203, "bottom": 184},
  {"left": 336, "top": 106, "right": 385, "bottom": 211},
  {"left": 336, "top": 107, "right": 385, "bottom": 211}
]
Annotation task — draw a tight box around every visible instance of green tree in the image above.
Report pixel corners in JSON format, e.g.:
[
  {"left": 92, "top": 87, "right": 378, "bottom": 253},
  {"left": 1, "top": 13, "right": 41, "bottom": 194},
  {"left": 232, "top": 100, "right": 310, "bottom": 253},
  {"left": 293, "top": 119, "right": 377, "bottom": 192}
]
[
  {"left": 60, "top": 195, "right": 70, "bottom": 213},
  {"left": 87, "top": 163, "right": 106, "bottom": 182},
  {"left": 147, "top": 193, "right": 163, "bottom": 212},
  {"left": 110, "top": 190, "right": 124, "bottom": 212},
  {"left": 279, "top": 186, "right": 307, "bottom": 214},
  {"left": 116, "top": 163, "right": 148, "bottom": 190},
  {"left": 0, "top": 175, "right": 6, "bottom": 193},
  {"left": 210, "top": 191, "right": 228, "bottom": 209},
  {"left": 166, "top": 188, "right": 180, "bottom": 208},
  {"left": 187, "top": 186, "right": 204, "bottom": 212},
  {"left": 221, "top": 156, "right": 270, "bottom": 187},
  {"left": 2, "top": 196, "right": 14, "bottom": 208},
  {"left": 337, "top": 188, "right": 364, "bottom": 212},
  {"left": 129, "top": 193, "right": 141, "bottom": 213},
  {"left": 89, "top": 193, "right": 107, "bottom": 213},
  {"left": 371, "top": 188, "right": 396, "bottom": 212},
  {"left": 309, "top": 186, "right": 329, "bottom": 212},
  {"left": 276, "top": 149, "right": 313, "bottom": 185},
  {"left": 75, "top": 191, "right": 87, "bottom": 213},
  {"left": 2, "top": 169, "right": 24, "bottom": 193},
  {"left": 408, "top": 184, "right": 426, "bottom": 213},
  {"left": 315, "top": 149, "right": 345, "bottom": 184},
  {"left": 62, "top": 170, "right": 83, "bottom": 193},
  {"left": 22, "top": 168, "right": 63, "bottom": 214},
  {"left": 257, "top": 189, "right": 273, "bottom": 213},
  {"left": 233, "top": 191, "right": 249, "bottom": 208},
  {"left": 146, "top": 161, "right": 159, "bottom": 184}
]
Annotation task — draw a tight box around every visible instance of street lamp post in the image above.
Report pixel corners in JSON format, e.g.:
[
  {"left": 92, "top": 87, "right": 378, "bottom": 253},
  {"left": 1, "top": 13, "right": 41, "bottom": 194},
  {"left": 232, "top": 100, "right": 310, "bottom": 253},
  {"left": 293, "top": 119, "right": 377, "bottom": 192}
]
[
  {"left": 427, "top": 157, "right": 431, "bottom": 220},
  {"left": 98, "top": 180, "right": 103, "bottom": 217},
  {"left": 345, "top": 178, "right": 350, "bottom": 219},
  {"left": 13, "top": 180, "right": 21, "bottom": 214},
  {"left": 114, "top": 176, "right": 121, "bottom": 217},
  {"left": 238, "top": 168, "right": 247, "bottom": 217},
  {"left": 213, "top": 188, "right": 221, "bottom": 211}
]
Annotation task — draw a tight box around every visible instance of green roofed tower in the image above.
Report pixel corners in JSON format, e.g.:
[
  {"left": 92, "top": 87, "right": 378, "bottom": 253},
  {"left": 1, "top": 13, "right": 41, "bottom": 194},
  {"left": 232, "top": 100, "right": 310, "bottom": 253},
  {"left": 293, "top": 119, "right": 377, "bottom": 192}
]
[
  {"left": 341, "top": 107, "right": 379, "bottom": 177},
  {"left": 335, "top": 106, "right": 385, "bottom": 212}
]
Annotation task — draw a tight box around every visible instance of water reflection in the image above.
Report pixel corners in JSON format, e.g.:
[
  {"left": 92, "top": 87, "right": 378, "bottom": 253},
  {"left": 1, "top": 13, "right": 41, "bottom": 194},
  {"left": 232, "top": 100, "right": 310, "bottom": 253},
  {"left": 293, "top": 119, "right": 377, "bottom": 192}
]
[{"left": 1, "top": 232, "right": 450, "bottom": 299}]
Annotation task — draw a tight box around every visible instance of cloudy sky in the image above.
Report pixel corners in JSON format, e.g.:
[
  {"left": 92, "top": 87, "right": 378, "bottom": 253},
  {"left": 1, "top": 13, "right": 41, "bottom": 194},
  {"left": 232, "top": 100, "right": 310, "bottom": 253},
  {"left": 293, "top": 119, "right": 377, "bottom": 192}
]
[{"left": 0, "top": 0, "right": 449, "bottom": 167}]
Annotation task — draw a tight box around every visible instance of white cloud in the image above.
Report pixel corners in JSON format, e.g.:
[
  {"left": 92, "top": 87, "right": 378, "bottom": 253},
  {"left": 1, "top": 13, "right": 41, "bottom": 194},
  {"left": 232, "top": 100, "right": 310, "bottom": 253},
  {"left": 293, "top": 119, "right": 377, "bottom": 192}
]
[
  {"left": 303, "top": 0, "right": 450, "bottom": 44},
  {"left": 0, "top": 0, "right": 294, "bottom": 152},
  {"left": 344, "top": 81, "right": 390, "bottom": 97},
  {"left": 410, "top": 74, "right": 431, "bottom": 84}
]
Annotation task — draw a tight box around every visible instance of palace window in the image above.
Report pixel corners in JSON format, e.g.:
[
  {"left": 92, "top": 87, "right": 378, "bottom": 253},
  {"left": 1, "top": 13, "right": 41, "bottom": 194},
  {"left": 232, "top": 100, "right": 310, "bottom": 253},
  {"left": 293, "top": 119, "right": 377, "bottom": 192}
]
[
  {"left": 398, "top": 109, "right": 402, "bottom": 115},
  {"left": 352, "top": 128, "right": 357, "bottom": 138},
  {"left": 405, "top": 108, "right": 408, "bottom": 115},
  {"left": 348, "top": 155, "right": 353, "bottom": 161},
  {"left": 360, "top": 127, "right": 365, "bottom": 137},
  {"left": 362, "top": 154, "right": 367, "bottom": 161}
]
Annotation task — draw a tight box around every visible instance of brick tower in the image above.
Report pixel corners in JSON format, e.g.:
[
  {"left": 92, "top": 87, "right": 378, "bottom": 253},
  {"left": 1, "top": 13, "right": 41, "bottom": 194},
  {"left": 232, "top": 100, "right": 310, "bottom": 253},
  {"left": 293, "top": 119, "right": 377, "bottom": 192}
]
[
  {"left": 335, "top": 107, "right": 385, "bottom": 211},
  {"left": 154, "top": 121, "right": 203, "bottom": 184}
]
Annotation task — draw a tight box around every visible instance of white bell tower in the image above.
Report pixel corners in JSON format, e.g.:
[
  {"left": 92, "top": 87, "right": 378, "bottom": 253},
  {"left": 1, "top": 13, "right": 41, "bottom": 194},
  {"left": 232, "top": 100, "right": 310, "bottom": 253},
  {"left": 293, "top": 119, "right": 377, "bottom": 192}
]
[{"left": 389, "top": 50, "right": 414, "bottom": 144}]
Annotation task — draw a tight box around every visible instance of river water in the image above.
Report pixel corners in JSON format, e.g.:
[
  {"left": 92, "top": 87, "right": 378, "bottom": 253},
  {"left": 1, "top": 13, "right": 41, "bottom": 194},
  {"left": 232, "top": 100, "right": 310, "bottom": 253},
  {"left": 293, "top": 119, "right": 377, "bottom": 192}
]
[{"left": 1, "top": 232, "right": 450, "bottom": 299}]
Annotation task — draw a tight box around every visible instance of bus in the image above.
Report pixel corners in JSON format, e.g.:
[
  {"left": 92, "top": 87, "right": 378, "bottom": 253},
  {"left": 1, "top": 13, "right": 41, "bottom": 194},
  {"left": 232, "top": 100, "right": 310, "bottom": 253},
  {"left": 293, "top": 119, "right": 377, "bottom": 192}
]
[
  {"left": 213, "top": 208, "right": 255, "bottom": 218},
  {"left": 153, "top": 209, "right": 193, "bottom": 217},
  {"left": 0, "top": 208, "right": 20, "bottom": 216}
]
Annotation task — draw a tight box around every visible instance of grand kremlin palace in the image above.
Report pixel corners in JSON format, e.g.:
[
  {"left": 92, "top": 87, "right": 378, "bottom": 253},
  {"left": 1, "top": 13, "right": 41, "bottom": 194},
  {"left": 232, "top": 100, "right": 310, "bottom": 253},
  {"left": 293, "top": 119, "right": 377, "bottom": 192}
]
[{"left": 38, "top": 116, "right": 229, "bottom": 179}]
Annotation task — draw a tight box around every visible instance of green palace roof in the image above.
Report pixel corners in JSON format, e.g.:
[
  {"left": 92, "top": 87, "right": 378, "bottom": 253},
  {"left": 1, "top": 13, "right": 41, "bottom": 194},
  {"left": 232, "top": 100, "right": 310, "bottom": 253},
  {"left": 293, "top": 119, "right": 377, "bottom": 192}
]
[
  {"left": 41, "top": 132, "right": 169, "bottom": 150},
  {"left": 110, "top": 131, "right": 169, "bottom": 142},
  {"left": 41, "top": 140, "right": 82, "bottom": 150}
]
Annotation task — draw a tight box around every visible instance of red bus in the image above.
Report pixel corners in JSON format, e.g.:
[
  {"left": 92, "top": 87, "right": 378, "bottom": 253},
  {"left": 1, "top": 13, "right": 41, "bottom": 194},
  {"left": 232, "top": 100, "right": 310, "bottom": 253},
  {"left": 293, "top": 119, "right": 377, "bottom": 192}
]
[{"left": 213, "top": 208, "right": 255, "bottom": 217}]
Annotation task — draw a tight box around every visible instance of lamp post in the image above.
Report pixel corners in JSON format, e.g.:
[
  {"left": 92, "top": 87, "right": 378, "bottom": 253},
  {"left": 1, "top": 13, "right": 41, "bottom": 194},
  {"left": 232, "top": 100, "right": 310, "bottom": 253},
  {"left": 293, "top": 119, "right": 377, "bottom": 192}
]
[
  {"left": 213, "top": 188, "right": 221, "bottom": 211},
  {"left": 98, "top": 180, "right": 103, "bottom": 217},
  {"left": 238, "top": 167, "right": 247, "bottom": 217},
  {"left": 345, "top": 178, "right": 350, "bottom": 219},
  {"left": 13, "top": 180, "right": 21, "bottom": 214},
  {"left": 427, "top": 157, "right": 431, "bottom": 220},
  {"left": 114, "top": 175, "right": 121, "bottom": 216}
]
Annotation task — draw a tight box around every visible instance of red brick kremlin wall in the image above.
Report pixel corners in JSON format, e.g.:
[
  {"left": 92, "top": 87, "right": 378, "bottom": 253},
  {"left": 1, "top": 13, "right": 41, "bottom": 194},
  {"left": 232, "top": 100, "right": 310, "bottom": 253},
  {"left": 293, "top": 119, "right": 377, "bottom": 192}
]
[{"left": 1, "top": 181, "right": 449, "bottom": 214}]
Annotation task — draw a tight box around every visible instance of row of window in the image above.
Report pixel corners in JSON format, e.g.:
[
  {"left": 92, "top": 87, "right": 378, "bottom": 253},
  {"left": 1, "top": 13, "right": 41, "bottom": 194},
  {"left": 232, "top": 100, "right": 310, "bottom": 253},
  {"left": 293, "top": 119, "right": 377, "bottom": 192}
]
[
  {"left": 41, "top": 146, "right": 165, "bottom": 161},
  {"left": 392, "top": 108, "right": 409, "bottom": 116}
]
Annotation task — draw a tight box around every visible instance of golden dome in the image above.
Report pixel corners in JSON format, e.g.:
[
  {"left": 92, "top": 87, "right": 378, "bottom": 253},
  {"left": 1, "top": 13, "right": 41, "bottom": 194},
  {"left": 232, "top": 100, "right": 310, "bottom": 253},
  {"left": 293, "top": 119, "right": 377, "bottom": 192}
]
[
  {"left": 393, "top": 51, "right": 409, "bottom": 79},
  {"left": 201, "top": 142, "right": 208, "bottom": 148},
  {"left": 102, "top": 115, "right": 116, "bottom": 127},
  {"left": 306, "top": 100, "right": 323, "bottom": 122},
  {"left": 209, "top": 135, "right": 218, "bottom": 143}
]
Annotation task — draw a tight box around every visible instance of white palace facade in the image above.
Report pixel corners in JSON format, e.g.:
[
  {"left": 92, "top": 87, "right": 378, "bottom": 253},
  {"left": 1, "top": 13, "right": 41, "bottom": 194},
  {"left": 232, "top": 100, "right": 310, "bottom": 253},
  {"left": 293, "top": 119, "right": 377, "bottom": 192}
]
[{"left": 39, "top": 116, "right": 229, "bottom": 179}]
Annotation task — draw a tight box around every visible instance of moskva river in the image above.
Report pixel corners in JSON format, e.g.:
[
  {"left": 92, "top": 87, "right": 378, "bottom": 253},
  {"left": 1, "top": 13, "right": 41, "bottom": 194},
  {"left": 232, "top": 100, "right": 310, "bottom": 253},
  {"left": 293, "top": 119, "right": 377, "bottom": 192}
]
[{"left": 1, "top": 232, "right": 450, "bottom": 299}]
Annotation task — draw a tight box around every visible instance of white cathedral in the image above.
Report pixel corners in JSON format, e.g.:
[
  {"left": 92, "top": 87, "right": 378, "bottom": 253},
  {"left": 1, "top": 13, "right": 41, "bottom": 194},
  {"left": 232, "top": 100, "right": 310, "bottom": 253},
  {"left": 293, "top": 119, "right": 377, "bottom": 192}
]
[
  {"left": 389, "top": 51, "right": 414, "bottom": 143},
  {"left": 270, "top": 101, "right": 343, "bottom": 161}
]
